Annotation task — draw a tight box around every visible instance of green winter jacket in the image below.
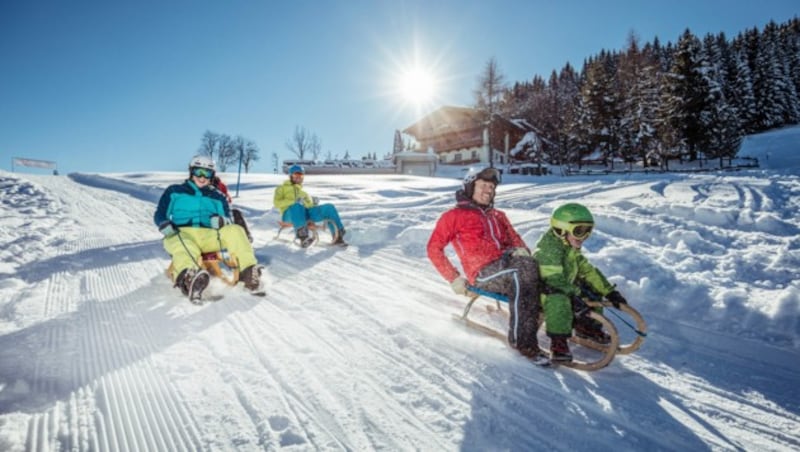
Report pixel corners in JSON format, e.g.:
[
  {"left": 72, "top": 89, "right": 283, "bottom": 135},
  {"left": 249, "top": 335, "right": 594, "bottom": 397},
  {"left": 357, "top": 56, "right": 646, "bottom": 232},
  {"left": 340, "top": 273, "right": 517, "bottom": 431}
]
[
  {"left": 534, "top": 228, "right": 615, "bottom": 297},
  {"left": 273, "top": 180, "right": 313, "bottom": 214},
  {"left": 534, "top": 229, "right": 615, "bottom": 335}
]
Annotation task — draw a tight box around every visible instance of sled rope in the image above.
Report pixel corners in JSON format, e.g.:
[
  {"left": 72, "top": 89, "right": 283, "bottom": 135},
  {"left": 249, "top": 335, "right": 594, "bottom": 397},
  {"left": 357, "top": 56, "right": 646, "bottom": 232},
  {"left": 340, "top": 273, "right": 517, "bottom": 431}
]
[
  {"left": 604, "top": 308, "right": 647, "bottom": 337},
  {"left": 580, "top": 283, "right": 647, "bottom": 337},
  {"left": 177, "top": 232, "right": 203, "bottom": 269}
]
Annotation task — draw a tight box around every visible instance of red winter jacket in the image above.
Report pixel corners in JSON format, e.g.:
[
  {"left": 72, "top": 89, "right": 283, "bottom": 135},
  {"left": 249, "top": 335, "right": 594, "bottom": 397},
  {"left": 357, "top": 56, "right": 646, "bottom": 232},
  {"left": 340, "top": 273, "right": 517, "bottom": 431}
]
[
  {"left": 213, "top": 178, "right": 233, "bottom": 204},
  {"left": 427, "top": 192, "right": 527, "bottom": 284}
]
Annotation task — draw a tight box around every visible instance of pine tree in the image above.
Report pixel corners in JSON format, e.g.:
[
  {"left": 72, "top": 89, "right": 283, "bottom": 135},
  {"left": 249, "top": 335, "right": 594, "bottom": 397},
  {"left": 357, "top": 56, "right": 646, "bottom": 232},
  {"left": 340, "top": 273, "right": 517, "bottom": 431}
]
[
  {"left": 728, "top": 32, "right": 758, "bottom": 134},
  {"left": 474, "top": 57, "right": 506, "bottom": 166},
  {"left": 618, "top": 32, "right": 661, "bottom": 168},
  {"left": 393, "top": 130, "right": 403, "bottom": 154},
  {"left": 578, "top": 51, "right": 621, "bottom": 165},
  {"left": 660, "top": 29, "right": 715, "bottom": 161}
]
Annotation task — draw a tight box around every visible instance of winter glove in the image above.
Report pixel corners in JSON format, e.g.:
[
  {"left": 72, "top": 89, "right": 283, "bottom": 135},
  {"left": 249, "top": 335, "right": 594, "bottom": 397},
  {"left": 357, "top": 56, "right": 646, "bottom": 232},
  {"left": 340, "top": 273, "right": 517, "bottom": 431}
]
[
  {"left": 571, "top": 295, "right": 591, "bottom": 318},
  {"left": 450, "top": 276, "right": 469, "bottom": 296},
  {"left": 311, "top": 196, "right": 319, "bottom": 206},
  {"left": 295, "top": 197, "right": 305, "bottom": 205},
  {"left": 209, "top": 215, "right": 229, "bottom": 230},
  {"left": 606, "top": 290, "right": 628, "bottom": 309},
  {"left": 158, "top": 221, "right": 177, "bottom": 237},
  {"left": 511, "top": 247, "right": 531, "bottom": 257}
]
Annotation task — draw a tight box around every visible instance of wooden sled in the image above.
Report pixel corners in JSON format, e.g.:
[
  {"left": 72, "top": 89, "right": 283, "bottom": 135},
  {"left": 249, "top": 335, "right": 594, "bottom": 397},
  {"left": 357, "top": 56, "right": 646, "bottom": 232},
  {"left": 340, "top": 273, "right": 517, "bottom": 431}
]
[
  {"left": 166, "top": 250, "right": 240, "bottom": 286},
  {"left": 570, "top": 300, "right": 647, "bottom": 356},
  {"left": 453, "top": 286, "right": 646, "bottom": 371},
  {"left": 274, "top": 219, "right": 339, "bottom": 247}
]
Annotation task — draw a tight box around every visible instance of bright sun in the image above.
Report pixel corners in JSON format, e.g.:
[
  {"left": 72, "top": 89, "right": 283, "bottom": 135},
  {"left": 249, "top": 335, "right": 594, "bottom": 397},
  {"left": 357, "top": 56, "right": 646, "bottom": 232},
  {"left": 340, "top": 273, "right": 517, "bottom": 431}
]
[{"left": 398, "top": 68, "right": 436, "bottom": 106}]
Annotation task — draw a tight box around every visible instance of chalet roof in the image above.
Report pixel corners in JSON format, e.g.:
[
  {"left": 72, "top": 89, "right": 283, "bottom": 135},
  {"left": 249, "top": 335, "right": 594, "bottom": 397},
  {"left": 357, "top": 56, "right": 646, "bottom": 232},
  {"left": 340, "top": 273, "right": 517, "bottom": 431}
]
[{"left": 402, "top": 105, "right": 528, "bottom": 139}]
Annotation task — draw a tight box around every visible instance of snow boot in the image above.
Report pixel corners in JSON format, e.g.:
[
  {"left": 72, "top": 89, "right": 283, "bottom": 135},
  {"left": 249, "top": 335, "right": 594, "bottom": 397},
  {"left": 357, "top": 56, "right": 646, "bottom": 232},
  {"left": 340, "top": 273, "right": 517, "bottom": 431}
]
[
  {"left": 574, "top": 318, "right": 612, "bottom": 345},
  {"left": 176, "top": 268, "right": 210, "bottom": 302},
  {"left": 296, "top": 226, "right": 314, "bottom": 248},
  {"left": 331, "top": 228, "right": 348, "bottom": 246},
  {"left": 549, "top": 336, "right": 573, "bottom": 363},
  {"left": 240, "top": 264, "right": 265, "bottom": 294},
  {"left": 518, "top": 345, "right": 551, "bottom": 366}
]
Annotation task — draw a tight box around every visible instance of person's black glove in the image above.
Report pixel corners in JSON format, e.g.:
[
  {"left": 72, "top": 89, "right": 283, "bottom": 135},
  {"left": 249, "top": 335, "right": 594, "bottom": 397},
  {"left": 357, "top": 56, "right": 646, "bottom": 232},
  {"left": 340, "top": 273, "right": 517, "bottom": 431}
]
[
  {"left": 606, "top": 290, "right": 628, "bottom": 309},
  {"left": 571, "top": 295, "right": 590, "bottom": 318},
  {"left": 158, "top": 221, "right": 177, "bottom": 237}
]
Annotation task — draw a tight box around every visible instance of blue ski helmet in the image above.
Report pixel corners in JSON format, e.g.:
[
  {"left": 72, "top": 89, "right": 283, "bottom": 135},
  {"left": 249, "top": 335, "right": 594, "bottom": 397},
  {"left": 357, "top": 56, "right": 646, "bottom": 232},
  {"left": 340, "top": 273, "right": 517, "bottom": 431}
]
[{"left": 288, "top": 164, "right": 305, "bottom": 175}]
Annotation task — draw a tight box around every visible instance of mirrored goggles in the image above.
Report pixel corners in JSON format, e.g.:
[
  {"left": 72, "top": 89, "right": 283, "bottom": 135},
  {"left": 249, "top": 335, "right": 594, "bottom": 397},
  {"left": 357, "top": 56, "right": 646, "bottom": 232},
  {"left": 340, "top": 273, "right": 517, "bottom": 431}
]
[
  {"left": 569, "top": 223, "right": 594, "bottom": 240},
  {"left": 192, "top": 167, "right": 215, "bottom": 179}
]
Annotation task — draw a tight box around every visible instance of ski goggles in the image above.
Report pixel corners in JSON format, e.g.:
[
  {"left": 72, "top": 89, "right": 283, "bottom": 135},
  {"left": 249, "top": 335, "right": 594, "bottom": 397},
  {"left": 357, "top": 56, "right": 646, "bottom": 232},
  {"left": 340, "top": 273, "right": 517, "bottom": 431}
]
[
  {"left": 554, "top": 222, "right": 594, "bottom": 240},
  {"left": 567, "top": 223, "right": 594, "bottom": 240},
  {"left": 191, "top": 167, "right": 215, "bottom": 179}
]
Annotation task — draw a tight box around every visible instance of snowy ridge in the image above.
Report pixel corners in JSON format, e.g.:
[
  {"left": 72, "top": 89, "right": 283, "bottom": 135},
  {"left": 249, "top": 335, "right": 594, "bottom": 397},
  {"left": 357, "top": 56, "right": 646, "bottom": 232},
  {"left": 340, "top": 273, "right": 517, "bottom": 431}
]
[{"left": 1, "top": 127, "right": 799, "bottom": 450}]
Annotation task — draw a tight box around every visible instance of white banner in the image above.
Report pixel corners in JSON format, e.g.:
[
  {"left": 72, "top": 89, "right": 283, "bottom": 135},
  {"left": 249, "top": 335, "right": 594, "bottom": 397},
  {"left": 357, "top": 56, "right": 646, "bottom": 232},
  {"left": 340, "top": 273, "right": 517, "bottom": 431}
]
[{"left": 13, "top": 157, "right": 57, "bottom": 169}]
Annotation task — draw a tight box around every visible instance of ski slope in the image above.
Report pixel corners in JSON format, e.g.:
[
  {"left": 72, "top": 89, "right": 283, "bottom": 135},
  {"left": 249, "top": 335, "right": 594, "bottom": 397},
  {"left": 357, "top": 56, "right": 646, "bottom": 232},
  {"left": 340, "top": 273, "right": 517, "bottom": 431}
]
[{"left": 1, "top": 137, "right": 799, "bottom": 450}]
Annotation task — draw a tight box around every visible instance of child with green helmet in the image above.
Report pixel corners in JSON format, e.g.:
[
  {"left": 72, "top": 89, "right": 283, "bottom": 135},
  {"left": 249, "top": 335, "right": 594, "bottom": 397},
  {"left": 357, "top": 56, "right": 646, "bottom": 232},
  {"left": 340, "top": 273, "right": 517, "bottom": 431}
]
[{"left": 534, "top": 203, "right": 628, "bottom": 362}]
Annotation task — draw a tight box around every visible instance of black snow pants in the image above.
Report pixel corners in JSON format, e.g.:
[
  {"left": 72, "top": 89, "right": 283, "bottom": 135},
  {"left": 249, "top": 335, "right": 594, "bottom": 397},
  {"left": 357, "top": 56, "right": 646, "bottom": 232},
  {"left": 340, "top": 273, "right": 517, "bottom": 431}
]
[
  {"left": 232, "top": 208, "right": 253, "bottom": 243},
  {"left": 474, "top": 254, "right": 541, "bottom": 351}
]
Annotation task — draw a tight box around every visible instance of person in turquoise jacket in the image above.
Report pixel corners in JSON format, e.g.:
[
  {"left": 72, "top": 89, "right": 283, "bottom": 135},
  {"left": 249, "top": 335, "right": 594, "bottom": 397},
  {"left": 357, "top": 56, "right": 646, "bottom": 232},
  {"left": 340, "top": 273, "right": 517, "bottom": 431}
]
[
  {"left": 534, "top": 203, "right": 628, "bottom": 362},
  {"left": 154, "top": 155, "right": 262, "bottom": 298},
  {"left": 273, "top": 164, "right": 346, "bottom": 247}
]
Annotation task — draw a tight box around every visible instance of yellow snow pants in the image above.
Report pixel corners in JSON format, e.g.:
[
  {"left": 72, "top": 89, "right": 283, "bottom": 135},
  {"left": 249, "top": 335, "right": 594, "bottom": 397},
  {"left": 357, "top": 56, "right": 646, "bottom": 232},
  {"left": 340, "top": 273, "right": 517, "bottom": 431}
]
[{"left": 163, "top": 225, "right": 256, "bottom": 283}]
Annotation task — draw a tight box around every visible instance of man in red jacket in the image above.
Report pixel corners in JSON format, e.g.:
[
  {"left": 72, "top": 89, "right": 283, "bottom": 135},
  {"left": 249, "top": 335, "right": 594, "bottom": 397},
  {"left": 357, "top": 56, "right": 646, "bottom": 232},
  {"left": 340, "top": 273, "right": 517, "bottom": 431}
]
[{"left": 427, "top": 167, "right": 546, "bottom": 363}]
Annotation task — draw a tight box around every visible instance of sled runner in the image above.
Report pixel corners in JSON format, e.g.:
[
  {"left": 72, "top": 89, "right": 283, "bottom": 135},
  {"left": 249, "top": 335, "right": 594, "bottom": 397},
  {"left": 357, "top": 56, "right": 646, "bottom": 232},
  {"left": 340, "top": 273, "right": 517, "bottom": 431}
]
[
  {"left": 196, "top": 250, "right": 240, "bottom": 286},
  {"left": 453, "top": 286, "right": 646, "bottom": 371},
  {"left": 274, "top": 219, "right": 340, "bottom": 247},
  {"left": 572, "top": 285, "right": 648, "bottom": 356}
]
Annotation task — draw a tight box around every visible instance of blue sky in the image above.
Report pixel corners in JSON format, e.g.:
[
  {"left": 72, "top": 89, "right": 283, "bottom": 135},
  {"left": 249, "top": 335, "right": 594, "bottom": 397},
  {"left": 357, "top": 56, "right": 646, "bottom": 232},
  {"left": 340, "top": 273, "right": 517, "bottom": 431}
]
[{"left": 1, "top": 0, "right": 797, "bottom": 174}]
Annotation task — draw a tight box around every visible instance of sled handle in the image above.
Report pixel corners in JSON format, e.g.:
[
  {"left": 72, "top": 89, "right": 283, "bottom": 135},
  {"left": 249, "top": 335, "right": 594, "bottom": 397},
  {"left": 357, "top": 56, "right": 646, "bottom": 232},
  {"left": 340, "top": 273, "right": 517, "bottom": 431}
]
[{"left": 466, "top": 285, "right": 508, "bottom": 303}]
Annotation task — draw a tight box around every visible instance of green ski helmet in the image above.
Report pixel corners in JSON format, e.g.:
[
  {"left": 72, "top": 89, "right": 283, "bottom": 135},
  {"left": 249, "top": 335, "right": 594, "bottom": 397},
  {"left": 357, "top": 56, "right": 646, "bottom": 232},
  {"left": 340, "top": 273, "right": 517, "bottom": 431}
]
[{"left": 551, "top": 203, "right": 594, "bottom": 239}]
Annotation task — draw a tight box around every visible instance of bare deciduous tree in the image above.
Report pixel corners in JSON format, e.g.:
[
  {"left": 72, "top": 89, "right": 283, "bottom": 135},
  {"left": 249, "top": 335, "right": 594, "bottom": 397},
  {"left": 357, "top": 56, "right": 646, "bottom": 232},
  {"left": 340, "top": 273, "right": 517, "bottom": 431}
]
[
  {"left": 217, "top": 134, "right": 236, "bottom": 171},
  {"left": 198, "top": 131, "right": 259, "bottom": 172},
  {"left": 240, "top": 138, "right": 260, "bottom": 173},
  {"left": 474, "top": 57, "right": 506, "bottom": 167},
  {"left": 199, "top": 130, "right": 221, "bottom": 161},
  {"left": 286, "top": 126, "right": 321, "bottom": 160}
]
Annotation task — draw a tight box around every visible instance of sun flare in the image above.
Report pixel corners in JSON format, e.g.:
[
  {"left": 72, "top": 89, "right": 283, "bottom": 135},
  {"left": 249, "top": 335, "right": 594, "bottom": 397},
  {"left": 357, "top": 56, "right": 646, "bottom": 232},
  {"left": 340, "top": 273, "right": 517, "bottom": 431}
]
[{"left": 397, "top": 67, "right": 437, "bottom": 106}]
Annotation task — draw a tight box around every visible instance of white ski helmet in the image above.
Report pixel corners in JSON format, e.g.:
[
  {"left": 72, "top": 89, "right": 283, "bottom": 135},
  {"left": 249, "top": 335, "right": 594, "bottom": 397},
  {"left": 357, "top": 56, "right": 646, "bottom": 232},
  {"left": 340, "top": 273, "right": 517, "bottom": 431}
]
[
  {"left": 189, "top": 155, "right": 216, "bottom": 172},
  {"left": 462, "top": 166, "right": 501, "bottom": 198}
]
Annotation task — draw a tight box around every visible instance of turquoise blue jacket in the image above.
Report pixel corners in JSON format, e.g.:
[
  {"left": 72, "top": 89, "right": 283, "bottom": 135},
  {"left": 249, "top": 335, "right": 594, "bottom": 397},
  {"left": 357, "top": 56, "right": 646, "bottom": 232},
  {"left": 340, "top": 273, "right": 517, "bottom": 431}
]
[{"left": 154, "top": 179, "right": 230, "bottom": 228}]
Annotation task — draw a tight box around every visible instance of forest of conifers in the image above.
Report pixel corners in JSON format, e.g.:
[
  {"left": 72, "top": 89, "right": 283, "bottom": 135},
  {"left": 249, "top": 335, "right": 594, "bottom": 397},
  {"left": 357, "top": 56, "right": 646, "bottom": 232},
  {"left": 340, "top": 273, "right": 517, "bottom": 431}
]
[{"left": 498, "top": 17, "right": 799, "bottom": 166}]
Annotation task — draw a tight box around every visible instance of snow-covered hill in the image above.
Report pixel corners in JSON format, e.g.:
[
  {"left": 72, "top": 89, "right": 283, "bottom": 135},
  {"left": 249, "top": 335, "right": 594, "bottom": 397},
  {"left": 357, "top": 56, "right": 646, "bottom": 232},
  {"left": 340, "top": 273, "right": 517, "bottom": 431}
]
[{"left": 1, "top": 128, "right": 799, "bottom": 451}]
